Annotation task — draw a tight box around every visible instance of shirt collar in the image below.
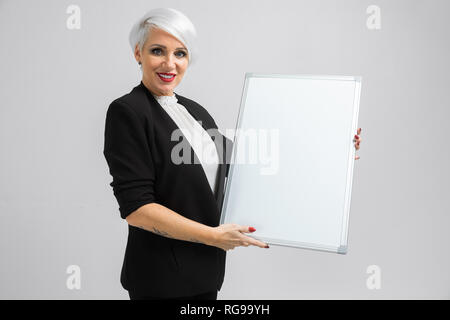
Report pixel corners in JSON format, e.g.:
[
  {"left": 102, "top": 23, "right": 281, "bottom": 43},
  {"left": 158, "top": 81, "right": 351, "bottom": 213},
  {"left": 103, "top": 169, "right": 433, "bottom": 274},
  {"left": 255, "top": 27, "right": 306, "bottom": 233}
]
[{"left": 151, "top": 92, "right": 178, "bottom": 106}]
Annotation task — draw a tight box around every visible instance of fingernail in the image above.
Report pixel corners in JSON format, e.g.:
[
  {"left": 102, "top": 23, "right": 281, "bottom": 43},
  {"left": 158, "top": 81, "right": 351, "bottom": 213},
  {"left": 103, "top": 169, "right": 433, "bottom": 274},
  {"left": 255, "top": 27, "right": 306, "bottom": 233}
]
[
  {"left": 354, "top": 135, "right": 359, "bottom": 139},
  {"left": 249, "top": 227, "right": 256, "bottom": 232},
  {"left": 265, "top": 245, "right": 269, "bottom": 248}
]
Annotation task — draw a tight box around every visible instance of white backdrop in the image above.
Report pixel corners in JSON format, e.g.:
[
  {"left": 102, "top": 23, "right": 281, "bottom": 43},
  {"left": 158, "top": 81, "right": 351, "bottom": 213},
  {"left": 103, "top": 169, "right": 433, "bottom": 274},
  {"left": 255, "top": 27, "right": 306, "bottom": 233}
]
[{"left": 0, "top": 0, "right": 449, "bottom": 299}]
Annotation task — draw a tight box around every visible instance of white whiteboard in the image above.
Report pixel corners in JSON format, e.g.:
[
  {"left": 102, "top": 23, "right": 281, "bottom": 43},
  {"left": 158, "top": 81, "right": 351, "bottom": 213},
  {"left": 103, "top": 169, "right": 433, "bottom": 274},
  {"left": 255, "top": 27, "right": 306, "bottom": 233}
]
[{"left": 220, "top": 73, "right": 362, "bottom": 254}]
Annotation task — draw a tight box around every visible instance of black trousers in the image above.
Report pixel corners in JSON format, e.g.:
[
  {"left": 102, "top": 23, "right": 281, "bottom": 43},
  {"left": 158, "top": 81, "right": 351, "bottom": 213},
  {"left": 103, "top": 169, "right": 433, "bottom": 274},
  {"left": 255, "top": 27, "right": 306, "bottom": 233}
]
[{"left": 128, "top": 290, "right": 218, "bottom": 300}]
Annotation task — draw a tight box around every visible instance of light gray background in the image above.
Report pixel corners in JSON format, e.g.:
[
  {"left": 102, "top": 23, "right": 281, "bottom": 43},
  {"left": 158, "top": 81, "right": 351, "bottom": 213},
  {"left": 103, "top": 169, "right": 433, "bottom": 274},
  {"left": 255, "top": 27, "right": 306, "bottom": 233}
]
[{"left": 0, "top": 0, "right": 449, "bottom": 299}]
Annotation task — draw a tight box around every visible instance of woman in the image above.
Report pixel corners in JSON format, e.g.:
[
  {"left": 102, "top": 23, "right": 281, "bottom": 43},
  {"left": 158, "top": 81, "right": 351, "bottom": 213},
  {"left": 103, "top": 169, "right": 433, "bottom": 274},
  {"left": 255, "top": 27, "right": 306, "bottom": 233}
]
[{"left": 103, "top": 8, "right": 363, "bottom": 300}]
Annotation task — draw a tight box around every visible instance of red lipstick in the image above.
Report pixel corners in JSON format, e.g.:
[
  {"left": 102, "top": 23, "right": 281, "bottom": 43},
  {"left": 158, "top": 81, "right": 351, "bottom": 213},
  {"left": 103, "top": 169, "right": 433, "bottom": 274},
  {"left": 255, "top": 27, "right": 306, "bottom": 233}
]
[{"left": 157, "top": 72, "right": 176, "bottom": 82}]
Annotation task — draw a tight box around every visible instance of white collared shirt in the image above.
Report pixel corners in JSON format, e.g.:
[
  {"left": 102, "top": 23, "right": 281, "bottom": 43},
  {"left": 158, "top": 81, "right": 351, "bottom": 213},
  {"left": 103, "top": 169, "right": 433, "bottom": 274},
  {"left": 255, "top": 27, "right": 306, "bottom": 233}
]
[{"left": 152, "top": 93, "right": 220, "bottom": 194}]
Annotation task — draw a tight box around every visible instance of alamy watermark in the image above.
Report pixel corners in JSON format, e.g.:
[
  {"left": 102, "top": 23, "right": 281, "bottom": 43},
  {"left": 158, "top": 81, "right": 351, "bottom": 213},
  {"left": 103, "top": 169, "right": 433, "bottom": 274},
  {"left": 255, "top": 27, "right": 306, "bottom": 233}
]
[
  {"left": 66, "top": 264, "right": 81, "bottom": 290},
  {"left": 169, "top": 124, "right": 280, "bottom": 175},
  {"left": 366, "top": 265, "right": 381, "bottom": 290},
  {"left": 366, "top": 5, "right": 381, "bottom": 30},
  {"left": 66, "top": 5, "right": 81, "bottom": 30}
]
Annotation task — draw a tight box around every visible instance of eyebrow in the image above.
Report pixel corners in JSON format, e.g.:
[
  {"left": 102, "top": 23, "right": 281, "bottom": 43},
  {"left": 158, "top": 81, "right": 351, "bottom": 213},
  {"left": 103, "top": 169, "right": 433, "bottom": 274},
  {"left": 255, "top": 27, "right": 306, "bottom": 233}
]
[{"left": 149, "top": 44, "right": 187, "bottom": 50}]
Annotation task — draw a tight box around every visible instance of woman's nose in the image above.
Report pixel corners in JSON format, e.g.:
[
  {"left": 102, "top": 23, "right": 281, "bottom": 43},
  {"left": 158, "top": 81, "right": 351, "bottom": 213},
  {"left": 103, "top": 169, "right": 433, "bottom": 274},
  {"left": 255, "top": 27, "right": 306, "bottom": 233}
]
[{"left": 162, "top": 55, "right": 177, "bottom": 68}]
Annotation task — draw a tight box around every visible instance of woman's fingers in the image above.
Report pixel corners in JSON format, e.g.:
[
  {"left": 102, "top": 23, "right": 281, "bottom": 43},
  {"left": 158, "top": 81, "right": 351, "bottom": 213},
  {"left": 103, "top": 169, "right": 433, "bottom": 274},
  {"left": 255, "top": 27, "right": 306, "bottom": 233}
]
[
  {"left": 239, "top": 225, "right": 256, "bottom": 233},
  {"left": 355, "top": 137, "right": 361, "bottom": 149},
  {"left": 241, "top": 234, "right": 269, "bottom": 248},
  {"left": 222, "top": 224, "right": 269, "bottom": 249},
  {"left": 236, "top": 225, "right": 269, "bottom": 248},
  {"left": 354, "top": 128, "right": 362, "bottom": 160}
]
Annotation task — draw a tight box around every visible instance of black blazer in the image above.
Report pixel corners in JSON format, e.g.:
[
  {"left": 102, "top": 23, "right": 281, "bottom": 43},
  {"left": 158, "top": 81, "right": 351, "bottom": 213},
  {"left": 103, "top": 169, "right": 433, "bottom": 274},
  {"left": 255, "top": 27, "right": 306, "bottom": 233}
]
[{"left": 103, "top": 81, "right": 233, "bottom": 298}]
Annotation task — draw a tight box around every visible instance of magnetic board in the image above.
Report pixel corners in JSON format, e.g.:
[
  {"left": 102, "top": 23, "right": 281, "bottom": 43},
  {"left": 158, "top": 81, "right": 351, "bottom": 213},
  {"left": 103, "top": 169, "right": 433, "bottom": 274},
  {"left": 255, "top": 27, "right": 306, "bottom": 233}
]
[{"left": 220, "top": 73, "right": 362, "bottom": 254}]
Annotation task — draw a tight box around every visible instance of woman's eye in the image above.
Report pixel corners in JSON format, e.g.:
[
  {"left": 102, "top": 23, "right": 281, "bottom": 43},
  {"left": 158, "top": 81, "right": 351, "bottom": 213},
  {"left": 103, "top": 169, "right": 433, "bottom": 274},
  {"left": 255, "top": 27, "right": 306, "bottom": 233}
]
[
  {"left": 151, "top": 48, "right": 162, "bottom": 55},
  {"left": 151, "top": 48, "right": 186, "bottom": 58}
]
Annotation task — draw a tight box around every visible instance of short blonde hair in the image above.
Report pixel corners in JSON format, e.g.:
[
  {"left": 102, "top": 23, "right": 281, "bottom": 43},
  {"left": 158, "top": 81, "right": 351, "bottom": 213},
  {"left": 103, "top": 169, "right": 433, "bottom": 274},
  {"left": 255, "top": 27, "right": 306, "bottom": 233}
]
[{"left": 128, "top": 8, "right": 198, "bottom": 67}]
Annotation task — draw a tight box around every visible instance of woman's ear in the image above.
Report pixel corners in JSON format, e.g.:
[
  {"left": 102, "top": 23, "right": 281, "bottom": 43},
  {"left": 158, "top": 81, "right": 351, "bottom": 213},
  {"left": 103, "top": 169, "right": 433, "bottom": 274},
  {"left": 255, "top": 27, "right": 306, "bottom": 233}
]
[{"left": 134, "top": 44, "right": 141, "bottom": 65}]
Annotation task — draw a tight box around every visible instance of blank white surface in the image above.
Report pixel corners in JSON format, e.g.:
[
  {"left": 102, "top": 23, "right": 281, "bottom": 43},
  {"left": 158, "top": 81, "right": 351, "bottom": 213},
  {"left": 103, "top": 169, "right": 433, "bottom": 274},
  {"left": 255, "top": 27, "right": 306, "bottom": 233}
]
[{"left": 220, "top": 74, "right": 361, "bottom": 254}]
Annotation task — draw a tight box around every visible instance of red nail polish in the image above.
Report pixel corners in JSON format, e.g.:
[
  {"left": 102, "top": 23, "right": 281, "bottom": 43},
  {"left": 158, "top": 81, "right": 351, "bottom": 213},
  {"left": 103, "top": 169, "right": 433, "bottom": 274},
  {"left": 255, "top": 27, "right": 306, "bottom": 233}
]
[
  {"left": 265, "top": 245, "right": 270, "bottom": 248},
  {"left": 249, "top": 227, "right": 256, "bottom": 232},
  {"left": 355, "top": 135, "right": 359, "bottom": 139}
]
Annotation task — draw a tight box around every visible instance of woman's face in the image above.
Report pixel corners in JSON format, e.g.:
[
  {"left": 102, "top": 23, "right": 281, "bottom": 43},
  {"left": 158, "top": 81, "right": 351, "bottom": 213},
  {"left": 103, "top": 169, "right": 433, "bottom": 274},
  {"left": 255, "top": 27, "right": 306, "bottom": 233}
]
[{"left": 135, "top": 27, "right": 189, "bottom": 96}]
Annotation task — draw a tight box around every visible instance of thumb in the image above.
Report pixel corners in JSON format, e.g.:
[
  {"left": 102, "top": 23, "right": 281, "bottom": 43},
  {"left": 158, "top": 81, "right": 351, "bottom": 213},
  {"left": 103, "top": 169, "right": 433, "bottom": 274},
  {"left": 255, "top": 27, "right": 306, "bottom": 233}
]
[{"left": 240, "top": 226, "right": 256, "bottom": 233}]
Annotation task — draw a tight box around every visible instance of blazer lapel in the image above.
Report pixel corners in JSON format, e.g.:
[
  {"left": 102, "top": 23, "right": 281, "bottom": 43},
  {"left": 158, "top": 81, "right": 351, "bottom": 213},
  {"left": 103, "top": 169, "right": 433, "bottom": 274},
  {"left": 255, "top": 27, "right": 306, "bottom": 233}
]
[
  {"left": 174, "top": 94, "right": 227, "bottom": 208},
  {"left": 138, "top": 82, "right": 225, "bottom": 210}
]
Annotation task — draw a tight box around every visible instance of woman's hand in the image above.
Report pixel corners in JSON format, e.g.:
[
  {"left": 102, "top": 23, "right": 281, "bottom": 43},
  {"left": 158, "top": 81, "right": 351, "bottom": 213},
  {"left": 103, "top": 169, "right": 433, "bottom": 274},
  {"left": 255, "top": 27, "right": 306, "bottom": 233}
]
[
  {"left": 210, "top": 224, "right": 269, "bottom": 251},
  {"left": 354, "top": 127, "right": 362, "bottom": 160}
]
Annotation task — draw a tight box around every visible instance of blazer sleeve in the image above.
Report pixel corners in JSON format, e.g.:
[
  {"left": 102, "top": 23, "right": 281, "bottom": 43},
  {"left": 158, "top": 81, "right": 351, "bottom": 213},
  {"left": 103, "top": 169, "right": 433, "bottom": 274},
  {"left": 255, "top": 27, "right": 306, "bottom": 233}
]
[{"left": 103, "top": 99, "right": 156, "bottom": 219}]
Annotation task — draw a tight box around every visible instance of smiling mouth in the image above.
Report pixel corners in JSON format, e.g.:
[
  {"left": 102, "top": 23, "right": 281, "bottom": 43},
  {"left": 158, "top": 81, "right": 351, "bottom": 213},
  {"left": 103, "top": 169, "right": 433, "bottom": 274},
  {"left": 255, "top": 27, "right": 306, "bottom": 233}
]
[
  {"left": 157, "top": 72, "right": 176, "bottom": 82},
  {"left": 157, "top": 73, "right": 176, "bottom": 77}
]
